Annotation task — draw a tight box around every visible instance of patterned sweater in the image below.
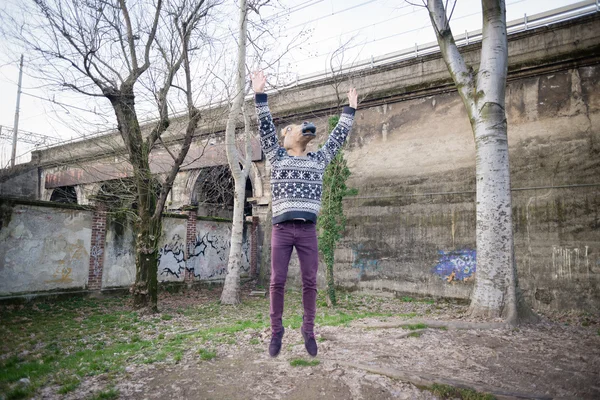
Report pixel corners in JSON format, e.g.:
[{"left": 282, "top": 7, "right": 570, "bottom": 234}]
[{"left": 254, "top": 93, "right": 355, "bottom": 225}]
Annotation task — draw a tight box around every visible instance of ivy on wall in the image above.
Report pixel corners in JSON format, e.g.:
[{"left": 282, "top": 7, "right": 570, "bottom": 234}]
[{"left": 317, "top": 115, "right": 357, "bottom": 306}]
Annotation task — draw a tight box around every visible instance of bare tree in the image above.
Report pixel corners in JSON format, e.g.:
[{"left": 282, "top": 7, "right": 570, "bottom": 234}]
[
  {"left": 220, "top": 0, "right": 252, "bottom": 305},
  {"left": 414, "top": 0, "right": 534, "bottom": 322},
  {"left": 3, "top": 0, "right": 219, "bottom": 312}
]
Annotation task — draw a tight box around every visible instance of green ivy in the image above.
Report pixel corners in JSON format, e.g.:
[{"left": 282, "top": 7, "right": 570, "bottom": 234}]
[{"left": 317, "top": 115, "right": 356, "bottom": 306}]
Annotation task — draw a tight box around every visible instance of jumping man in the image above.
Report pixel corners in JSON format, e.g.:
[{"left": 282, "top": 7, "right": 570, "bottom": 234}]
[{"left": 251, "top": 70, "right": 358, "bottom": 357}]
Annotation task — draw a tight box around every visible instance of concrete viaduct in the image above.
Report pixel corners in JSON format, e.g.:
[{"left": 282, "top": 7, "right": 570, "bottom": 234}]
[{"left": 2, "top": 9, "right": 599, "bottom": 312}]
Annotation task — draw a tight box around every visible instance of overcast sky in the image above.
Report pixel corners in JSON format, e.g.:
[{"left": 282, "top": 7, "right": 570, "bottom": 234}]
[{"left": 0, "top": 0, "right": 587, "bottom": 165}]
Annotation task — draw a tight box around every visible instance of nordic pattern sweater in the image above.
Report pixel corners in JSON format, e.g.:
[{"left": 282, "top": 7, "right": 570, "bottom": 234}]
[{"left": 254, "top": 93, "right": 356, "bottom": 225}]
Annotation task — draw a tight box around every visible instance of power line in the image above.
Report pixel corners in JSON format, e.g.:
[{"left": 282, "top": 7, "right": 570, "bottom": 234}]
[
  {"left": 21, "top": 92, "right": 107, "bottom": 116},
  {"left": 0, "top": 125, "right": 61, "bottom": 146},
  {"left": 289, "top": 0, "right": 527, "bottom": 67}
]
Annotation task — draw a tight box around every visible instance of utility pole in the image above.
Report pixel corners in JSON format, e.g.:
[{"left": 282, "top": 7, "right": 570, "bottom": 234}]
[{"left": 11, "top": 54, "right": 24, "bottom": 168}]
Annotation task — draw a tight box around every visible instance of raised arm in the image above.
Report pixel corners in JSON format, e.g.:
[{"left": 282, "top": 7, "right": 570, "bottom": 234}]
[
  {"left": 317, "top": 88, "right": 358, "bottom": 165},
  {"left": 251, "top": 71, "right": 282, "bottom": 164}
]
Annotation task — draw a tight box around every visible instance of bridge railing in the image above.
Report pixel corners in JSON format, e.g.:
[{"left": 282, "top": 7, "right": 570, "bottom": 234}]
[{"left": 281, "top": 0, "right": 599, "bottom": 89}]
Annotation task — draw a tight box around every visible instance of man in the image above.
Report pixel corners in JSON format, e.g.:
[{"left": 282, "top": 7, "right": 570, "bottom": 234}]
[{"left": 251, "top": 70, "right": 358, "bottom": 357}]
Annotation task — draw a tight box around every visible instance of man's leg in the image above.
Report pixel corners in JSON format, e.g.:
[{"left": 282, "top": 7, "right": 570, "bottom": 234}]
[
  {"left": 295, "top": 223, "right": 319, "bottom": 334},
  {"left": 270, "top": 223, "right": 294, "bottom": 336}
]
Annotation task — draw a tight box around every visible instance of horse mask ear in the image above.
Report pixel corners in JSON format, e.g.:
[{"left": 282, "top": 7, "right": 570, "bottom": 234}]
[{"left": 301, "top": 121, "right": 316, "bottom": 136}]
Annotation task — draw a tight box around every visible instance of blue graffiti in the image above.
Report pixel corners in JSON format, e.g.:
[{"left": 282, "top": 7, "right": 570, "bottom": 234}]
[
  {"left": 351, "top": 244, "right": 380, "bottom": 278},
  {"left": 432, "top": 249, "right": 476, "bottom": 282}
]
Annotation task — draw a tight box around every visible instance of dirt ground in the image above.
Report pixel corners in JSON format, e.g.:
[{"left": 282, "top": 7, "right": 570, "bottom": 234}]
[
  {"left": 48, "top": 296, "right": 599, "bottom": 400},
  {"left": 112, "top": 322, "right": 599, "bottom": 400},
  {"left": 4, "top": 287, "right": 598, "bottom": 400}
]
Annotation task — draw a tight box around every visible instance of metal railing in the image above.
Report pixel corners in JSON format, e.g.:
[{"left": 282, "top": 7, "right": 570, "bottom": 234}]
[
  {"left": 33, "top": 0, "right": 599, "bottom": 153},
  {"left": 284, "top": 0, "right": 599, "bottom": 88}
]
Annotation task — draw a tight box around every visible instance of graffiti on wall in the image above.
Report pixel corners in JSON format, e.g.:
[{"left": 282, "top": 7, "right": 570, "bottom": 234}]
[
  {"left": 351, "top": 243, "right": 380, "bottom": 278},
  {"left": 187, "top": 227, "right": 251, "bottom": 279},
  {"left": 158, "top": 234, "right": 186, "bottom": 278},
  {"left": 552, "top": 245, "right": 591, "bottom": 280},
  {"left": 157, "top": 226, "right": 251, "bottom": 280},
  {"left": 431, "top": 249, "right": 476, "bottom": 283}
]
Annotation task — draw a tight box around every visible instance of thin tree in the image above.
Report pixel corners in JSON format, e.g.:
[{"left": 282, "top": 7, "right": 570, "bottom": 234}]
[
  {"left": 220, "top": 0, "right": 252, "bottom": 305},
  {"left": 317, "top": 41, "right": 362, "bottom": 306},
  {"left": 413, "top": 0, "right": 534, "bottom": 322},
  {"left": 219, "top": 0, "right": 300, "bottom": 304},
  {"left": 3, "top": 0, "right": 219, "bottom": 312}
]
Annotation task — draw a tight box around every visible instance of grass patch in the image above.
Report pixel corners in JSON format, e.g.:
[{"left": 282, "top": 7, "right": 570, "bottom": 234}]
[
  {"left": 289, "top": 359, "right": 320, "bottom": 367},
  {"left": 5, "top": 385, "right": 35, "bottom": 400},
  {"left": 198, "top": 348, "right": 217, "bottom": 361},
  {"left": 57, "top": 376, "right": 81, "bottom": 394},
  {"left": 88, "top": 387, "right": 120, "bottom": 400},
  {"left": 428, "top": 383, "right": 495, "bottom": 400},
  {"left": 407, "top": 331, "right": 423, "bottom": 338},
  {"left": 160, "top": 314, "right": 173, "bottom": 321}
]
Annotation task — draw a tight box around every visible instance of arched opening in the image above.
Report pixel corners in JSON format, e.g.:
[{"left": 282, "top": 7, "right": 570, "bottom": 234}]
[
  {"left": 193, "top": 165, "right": 234, "bottom": 219},
  {"left": 50, "top": 186, "right": 78, "bottom": 204},
  {"left": 244, "top": 177, "right": 253, "bottom": 217}
]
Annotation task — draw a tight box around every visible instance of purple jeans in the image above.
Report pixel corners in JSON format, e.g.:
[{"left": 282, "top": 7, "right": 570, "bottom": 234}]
[{"left": 270, "top": 221, "right": 319, "bottom": 335}]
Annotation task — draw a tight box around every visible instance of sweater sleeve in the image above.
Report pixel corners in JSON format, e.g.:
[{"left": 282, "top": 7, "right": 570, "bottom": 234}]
[
  {"left": 316, "top": 106, "right": 355, "bottom": 165},
  {"left": 255, "top": 93, "right": 282, "bottom": 164}
]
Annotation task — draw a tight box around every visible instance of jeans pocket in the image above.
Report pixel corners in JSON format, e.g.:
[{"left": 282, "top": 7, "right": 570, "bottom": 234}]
[{"left": 301, "top": 223, "right": 316, "bottom": 232}]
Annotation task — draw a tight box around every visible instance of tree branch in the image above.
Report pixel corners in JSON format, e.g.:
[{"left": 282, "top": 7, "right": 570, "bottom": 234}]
[{"left": 426, "top": 0, "right": 477, "bottom": 122}]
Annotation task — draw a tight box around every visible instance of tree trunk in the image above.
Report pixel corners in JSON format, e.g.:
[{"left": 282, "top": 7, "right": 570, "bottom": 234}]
[
  {"left": 111, "top": 92, "right": 161, "bottom": 313},
  {"left": 220, "top": 0, "right": 248, "bottom": 305},
  {"left": 469, "top": 103, "right": 515, "bottom": 320},
  {"left": 221, "top": 180, "right": 246, "bottom": 304},
  {"left": 133, "top": 216, "right": 161, "bottom": 312},
  {"left": 426, "top": 0, "right": 535, "bottom": 323}
]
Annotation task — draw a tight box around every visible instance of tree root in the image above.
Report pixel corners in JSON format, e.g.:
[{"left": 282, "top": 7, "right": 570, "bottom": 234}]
[{"left": 331, "top": 360, "right": 553, "bottom": 400}]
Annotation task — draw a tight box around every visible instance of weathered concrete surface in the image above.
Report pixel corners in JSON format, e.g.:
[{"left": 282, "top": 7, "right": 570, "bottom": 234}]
[
  {"left": 0, "top": 164, "right": 39, "bottom": 199},
  {"left": 0, "top": 204, "right": 92, "bottom": 295},
  {"left": 103, "top": 218, "right": 136, "bottom": 288},
  {"left": 332, "top": 65, "right": 600, "bottom": 312}
]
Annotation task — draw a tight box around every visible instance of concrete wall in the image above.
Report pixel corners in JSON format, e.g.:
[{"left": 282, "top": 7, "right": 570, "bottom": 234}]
[
  {"left": 0, "top": 164, "right": 39, "bottom": 199},
  {"left": 157, "top": 216, "right": 189, "bottom": 282},
  {"left": 0, "top": 200, "right": 253, "bottom": 297},
  {"left": 284, "top": 66, "right": 600, "bottom": 312},
  {"left": 102, "top": 217, "right": 136, "bottom": 288},
  {"left": 0, "top": 203, "right": 92, "bottom": 295},
  {"left": 102, "top": 215, "right": 253, "bottom": 287},
  {"left": 268, "top": 16, "right": 600, "bottom": 313}
]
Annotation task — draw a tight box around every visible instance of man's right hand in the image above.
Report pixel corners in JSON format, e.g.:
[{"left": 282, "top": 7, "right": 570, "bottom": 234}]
[{"left": 251, "top": 70, "right": 267, "bottom": 94}]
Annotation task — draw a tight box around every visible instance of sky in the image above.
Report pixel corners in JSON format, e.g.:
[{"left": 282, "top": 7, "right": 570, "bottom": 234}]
[{"left": 0, "top": 0, "right": 588, "bottom": 165}]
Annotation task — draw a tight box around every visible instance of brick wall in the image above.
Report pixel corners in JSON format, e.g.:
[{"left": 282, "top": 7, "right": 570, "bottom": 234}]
[
  {"left": 88, "top": 204, "right": 107, "bottom": 290},
  {"left": 250, "top": 216, "right": 259, "bottom": 278},
  {"left": 185, "top": 209, "right": 197, "bottom": 281}
]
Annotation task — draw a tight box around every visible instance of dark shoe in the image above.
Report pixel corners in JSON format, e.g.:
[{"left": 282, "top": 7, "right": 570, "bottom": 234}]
[
  {"left": 301, "top": 326, "right": 318, "bottom": 357},
  {"left": 269, "top": 327, "right": 285, "bottom": 357}
]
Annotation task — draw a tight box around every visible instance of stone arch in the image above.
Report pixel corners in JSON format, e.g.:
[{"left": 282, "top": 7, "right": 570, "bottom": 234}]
[{"left": 49, "top": 186, "right": 78, "bottom": 204}]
